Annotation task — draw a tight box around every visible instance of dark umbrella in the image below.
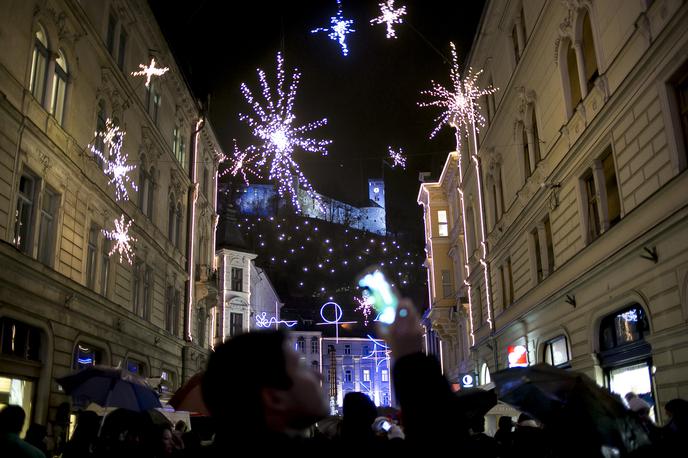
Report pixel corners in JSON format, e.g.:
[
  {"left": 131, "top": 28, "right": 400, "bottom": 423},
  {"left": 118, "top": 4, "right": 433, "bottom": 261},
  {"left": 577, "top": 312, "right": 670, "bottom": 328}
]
[
  {"left": 57, "top": 366, "right": 161, "bottom": 412},
  {"left": 493, "top": 363, "right": 652, "bottom": 456},
  {"left": 450, "top": 387, "right": 498, "bottom": 424},
  {"left": 168, "top": 372, "right": 209, "bottom": 415}
]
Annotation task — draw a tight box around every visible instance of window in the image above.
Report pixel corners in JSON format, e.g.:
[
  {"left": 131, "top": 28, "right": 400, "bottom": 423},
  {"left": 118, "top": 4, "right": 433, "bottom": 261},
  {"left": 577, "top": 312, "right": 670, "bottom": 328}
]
[
  {"left": 146, "top": 83, "right": 161, "bottom": 124},
  {"left": 437, "top": 210, "right": 448, "bottom": 236},
  {"left": 173, "top": 127, "right": 186, "bottom": 168},
  {"left": 168, "top": 197, "right": 176, "bottom": 243},
  {"left": 531, "top": 108, "right": 541, "bottom": 164},
  {"left": 86, "top": 225, "right": 99, "bottom": 289},
  {"left": 311, "top": 337, "right": 318, "bottom": 354},
  {"left": 486, "top": 77, "right": 496, "bottom": 125},
  {"left": 196, "top": 307, "right": 206, "bottom": 347},
  {"left": 602, "top": 150, "right": 621, "bottom": 228},
  {"left": 441, "top": 269, "right": 452, "bottom": 298},
  {"left": 344, "top": 369, "right": 352, "bottom": 382},
  {"left": 674, "top": 64, "right": 688, "bottom": 162},
  {"left": 583, "top": 170, "right": 600, "bottom": 241},
  {"left": 297, "top": 337, "right": 305, "bottom": 353},
  {"left": 165, "top": 286, "right": 177, "bottom": 335},
  {"left": 100, "top": 239, "right": 110, "bottom": 296},
  {"left": 50, "top": 50, "right": 68, "bottom": 125},
  {"left": 203, "top": 167, "right": 209, "bottom": 197},
  {"left": 362, "top": 345, "right": 370, "bottom": 356},
  {"left": 117, "top": 28, "right": 127, "bottom": 70},
  {"left": 37, "top": 187, "right": 59, "bottom": 266},
  {"left": 581, "top": 10, "right": 598, "bottom": 93},
  {"left": 132, "top": 264, "right": 141, "bottom": 317},
  {"left": 311, "top": 361, "right": 319, "bottom": 371},
  {"left": 106, "top": 13, "right": 117, "bottom": 56},
  {"left": 73, "top": 343, "right": 102, "bottom": 370},
  {"left": 344, "top": 345, "right": 351, "bottom": 355},
  {"left": 126, "top": 358, "right": 145, "bottom": 376},
  {"left": 139, "top": 167, "right": 154, "bottom": 218},
  {"left": 475, "top": 285, "right": 483, "bottom": 325},
  {"left": 566, "top": 40, "right": 582, "bottom": 109},
  {"left": 230, "top": 312, "right": 243, "bottom": 337},
  {"left": 465, "top": 206, "right": 477, "bottom": 255},
  {"left": 363, "top": 369, "right": 370, "bottom": 382},
  {"left": 175, "top": 203, "right": 183, "bottom": 248},
  {"left": 531, "top": 228, "right": 543, "bottom": 283},
  {"left": 511, "top": 25, "right": 520, "bottom": 64},
  {"left": 1, "top": 318, "right": 42, "bottom": 362},
  {"left": 600, "top": 305, "right": 649, "bottom": 351},
  {"left": 14, "top": 171, "right": 37, "bottom": 254},
  {"left": 381, "top": 369, "right": 389, "bottom": 382},
  {"left": 544, "top": 216, "right": 555, "bottom": 275},
  {"left": 29, "top": 25, "right": 49, "bottom": 105},
  {"left": 231, "top": 268, "right": 243, "bottom": 292},
  {"left": 95, "top": 101, "right": 107, "bottom": 168},
  {"left": 499, "top": 258, "right": 514, "bottom": 309},
  {"left": 543, "top": 336, "right": 570, "bottom": 367},
  {"left": 142, "top": 266, "right": 152, "bottom": 320},
  {"left": 522, "top": 123, "right": 531, "bottom": 181}
]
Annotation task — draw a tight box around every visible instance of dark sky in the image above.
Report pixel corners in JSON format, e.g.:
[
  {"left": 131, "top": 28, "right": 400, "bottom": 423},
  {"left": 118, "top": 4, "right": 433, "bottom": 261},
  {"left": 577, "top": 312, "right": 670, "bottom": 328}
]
[{"left": 149, "top": 0, "right": 485, "bottom": 235}]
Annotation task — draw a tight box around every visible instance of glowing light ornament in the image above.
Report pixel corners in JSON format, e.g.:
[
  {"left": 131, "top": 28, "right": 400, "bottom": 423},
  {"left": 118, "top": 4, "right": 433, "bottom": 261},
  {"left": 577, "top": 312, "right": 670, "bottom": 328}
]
[
  {"left": 354, "top": 292, "right": 380, "bottom": 326},
  {"left": 419, "top": 42, "right": 497, "bottom": 142},
  {"left": 255, "top": 311, "right": 297, "bottom": 329},
  {"left": 311, "top": 0, "right": 355, "bottom": 56},
  {"left": 388, "top": 146, "right": 407, "bottom": 169},
  {"left": 316, "top": 301, "right": 357, "bottom": 343},
  {"left": 370, "top": 0, "right": 407, "bottom": 39},
  {"left": 89, "top": 119, "right": 137, "bottom": 202},
  {"left": 239, "top": 52, "right": 331, "bottom": 212},
  {"left": 131, "top": 57, "right": 169, "bottom": 88},
  {"left": 220, "top": 139, "right": 260, "bottom": 185},
  {"left": 102, "top": 214, "right": 136, "bottom": 264}
]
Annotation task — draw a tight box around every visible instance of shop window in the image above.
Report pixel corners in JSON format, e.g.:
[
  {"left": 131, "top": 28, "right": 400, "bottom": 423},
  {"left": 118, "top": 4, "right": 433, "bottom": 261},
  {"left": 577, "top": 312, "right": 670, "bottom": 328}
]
[
  {"left": 0, "top": 376, "right": 35, "bottom": 436},
  {"left": 543, "top": 335, "right": 570, "bottom": 367},
  {"left": 126, "top": 357, "right": 145, "bottom": 376},
  {"left": 0, "top": 318, "right": 42, "bottom": 362},
  {"left": 600, "top": 305, "right": 649, "bottom": 351},
  {"left": 73, "top": 343, "right": 103, "bottom": 370}
]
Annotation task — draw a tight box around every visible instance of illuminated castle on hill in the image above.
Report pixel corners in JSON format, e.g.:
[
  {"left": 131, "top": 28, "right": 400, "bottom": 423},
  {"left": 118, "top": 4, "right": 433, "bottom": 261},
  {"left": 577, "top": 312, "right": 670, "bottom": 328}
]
[{"left": 236, "top": 178, "right": 386, "bottom": 235}]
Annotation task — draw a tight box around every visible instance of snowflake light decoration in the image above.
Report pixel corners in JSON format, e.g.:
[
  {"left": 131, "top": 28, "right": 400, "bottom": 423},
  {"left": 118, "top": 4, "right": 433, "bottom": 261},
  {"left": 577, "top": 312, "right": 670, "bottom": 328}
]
[
  {"left": 131, "top": 57, "right": 169, "bottom": 88},
  {"left": 90, "top": 119, "right": 137, "bottom": 202},
  {"left": 102, "top": 214, "right": 136, "bottom": 264},
  {"left": 370, "top": 0, "right": 407, "bottom": 39},
  {"left": 388, "top": 146, "right": 407, "bottom": 169},
  {"left": 311, "top": 0, "right": 356, "bottom": 56},
  {"left": 419, "top": 42, "right": 498, "bottom": 141},
  {"left": 239, "top": 52, "right": 331, "bottom": 211},
  {"left": 219, "top": 139, "right": 261, "bottom": 185},
  {"left": 354, "top": 292, "right": 376, "bottom": 326}
]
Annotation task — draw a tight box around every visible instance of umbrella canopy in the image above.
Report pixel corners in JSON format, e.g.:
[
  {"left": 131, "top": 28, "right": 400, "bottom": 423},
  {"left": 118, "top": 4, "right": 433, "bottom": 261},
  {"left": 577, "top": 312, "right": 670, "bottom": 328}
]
[
  {"left": 168, "top": 372, "right": 209, "bottom": 415},
  {"left": 450, "top": 386, "right": 498, "bottom": 423},
  {"left": 493, "top": 363, "right": 652, "bottom": 455},
  {"left": 57, "top": 366, "right": 161, "bottom": 412}
]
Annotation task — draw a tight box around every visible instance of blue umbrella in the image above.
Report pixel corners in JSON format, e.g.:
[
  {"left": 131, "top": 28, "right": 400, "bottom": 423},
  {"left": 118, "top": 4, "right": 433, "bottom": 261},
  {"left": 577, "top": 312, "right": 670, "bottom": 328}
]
[{"left": 57, "top": 366, "right": 161, "bottom": 412}]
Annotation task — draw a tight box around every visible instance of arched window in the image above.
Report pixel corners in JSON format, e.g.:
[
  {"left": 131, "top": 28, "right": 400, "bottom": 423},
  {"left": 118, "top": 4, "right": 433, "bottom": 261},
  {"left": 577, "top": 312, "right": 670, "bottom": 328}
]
[
  {"left": 531, "top": 107, "right": 541, "bottom": 163},
  {"left": 600, "top": 305, "right": 649, "bottom": 351},
  {"left": 175, "top": 203, "right": 183, "bottom": 248},
  {"left": 543, "top": 335, "right": 570, "bottom": 367},
  {"left": 168, "top": 196, "right": 176, "bottom": 243},
  {"left": 73, "top": 342, "right": 103, "bottom": 370},
  {"left": 581, "top": 10, "right": 599, "bottom": 93},
  {"left": 196, "top": 307, "right": 206, "bottom": 347},
  {"left": 522, "top": 122, "right": 531, "bottom": 182},
  {"left": 566, "top": 40, "right": 582, "bottom": 110},
  {"left": 297, "top": 336, "right": 305, "bottom": 353},
  {"left": 311, "top": 336, "right": 319, "bottom": 354},
  {"left": 480, "top": 362, "right": 491, "bottom": 385},
  {"left": 50, "top": 50, "right": 68, "bottom": 125},
  {"left": 29, "top": 24, "right": 49, "bottom": 104},
  {"left": 139, "top": 167, "right": 155, "bottom": 219}
]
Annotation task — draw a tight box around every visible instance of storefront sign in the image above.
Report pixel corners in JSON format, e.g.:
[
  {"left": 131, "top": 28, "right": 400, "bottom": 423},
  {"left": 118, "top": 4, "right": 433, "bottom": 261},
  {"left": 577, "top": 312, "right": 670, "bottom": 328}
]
[
  {"left": 459, "top": 372, "right": 478, "bottom": 388},
  {"left": 508, "top": 345, "right": 528, "bottom": 368}
]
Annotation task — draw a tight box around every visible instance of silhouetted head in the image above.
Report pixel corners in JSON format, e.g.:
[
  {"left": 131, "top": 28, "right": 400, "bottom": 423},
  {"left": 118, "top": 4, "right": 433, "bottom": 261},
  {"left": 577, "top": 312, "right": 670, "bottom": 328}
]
[
  {"left": 0, "top": 405, "right": 25, "bottom": 434},
  {"left": 203, "top": 330, "right": 328, "bottom": 436},
  {"left": 498, "top": 416, "right": 513, "bottom": 430}
]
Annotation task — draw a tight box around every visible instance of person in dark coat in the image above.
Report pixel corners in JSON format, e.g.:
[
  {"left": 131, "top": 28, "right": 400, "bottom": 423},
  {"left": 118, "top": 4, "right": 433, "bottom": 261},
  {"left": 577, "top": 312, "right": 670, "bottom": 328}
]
[{"left": 0, "top": 405, "right": 45, "bottom": 458}]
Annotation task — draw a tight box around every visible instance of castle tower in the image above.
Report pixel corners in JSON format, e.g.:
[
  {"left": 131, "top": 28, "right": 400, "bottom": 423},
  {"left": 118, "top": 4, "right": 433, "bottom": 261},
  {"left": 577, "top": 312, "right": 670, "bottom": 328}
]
[{"left": 368, "top": 179, "right": 385, "bottom": 209}]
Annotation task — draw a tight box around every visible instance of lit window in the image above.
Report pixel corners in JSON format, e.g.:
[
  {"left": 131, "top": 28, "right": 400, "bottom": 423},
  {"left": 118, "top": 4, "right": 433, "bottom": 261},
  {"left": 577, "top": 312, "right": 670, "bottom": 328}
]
[
  {"left": 37, "top": 187, "right": 59, "bottom": 266},
  {"left": 344, "top": 369, "right": 352, "bottom": 382},
  {"left": 381, "top": 369, "right": 389, "bottom": 382},
  {"left": 73, "top": 343, "right": 102, "bottom": 370},
  {"left": 543, "top": 336, "right": 570, "bottom": 367},
  {"left": 14, "top": 171, "right": 37, "bottom": 254},
  {"left": 86, "top": 225, "right": 99, "bottom": 289},
  {"left": 29, "top": 25, "right": 49, "bottom": 104},
  {"left": 437, "top": 210, "right": 448, "bottom": 236},
  {"left": 344, "top": 345, "right": 351, "bottom": 355},
  {"left": 50, "top": 50, "right": 68, "bottom": 125},
  {"left": 363, "top": 369, "right": 370, "bottom": 382}
]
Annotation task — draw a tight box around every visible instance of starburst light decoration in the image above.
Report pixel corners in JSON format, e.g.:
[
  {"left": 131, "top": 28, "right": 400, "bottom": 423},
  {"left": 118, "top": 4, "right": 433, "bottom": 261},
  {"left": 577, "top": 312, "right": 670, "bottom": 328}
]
[
  {"left": 90, "top": 119, "right": 137, "bottom": 202},
  {"left": 131, "top": 58, "right": 169, "bottom": 88},
  {"left": 419, "top": 42, "right": 498, "bottom": 141},
  {"left": 354, "top": 292, "right": 377, "bottom": 326},
  {"left": 102, "top": 214, "right": 136, "bottom": 264},
  {"left": 370, "top": 0, "right": 407, "bottom": 39},
  {"left": 239, "top": 52, "right": 331, "bottom": 212},
  {"left": 219, "top": 139, "right": 261, "bottom": 185},
  {"left": 388, "top": 146, "right": 407, "bottom": 169},
  {"left": 311, "top": 0, "right": 356, "bottom": 56}
]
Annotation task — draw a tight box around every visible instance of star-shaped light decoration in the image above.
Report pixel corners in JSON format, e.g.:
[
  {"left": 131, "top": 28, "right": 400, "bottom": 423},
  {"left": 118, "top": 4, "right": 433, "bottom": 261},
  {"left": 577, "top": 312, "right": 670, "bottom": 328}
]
[
  {"left": 239, "top": 52, "right": 331, "bottom": 212},
  {"left": 388, "top": 146, "right": 407, "bottom": 169},
  {"left": 354, "top": 292, "right": 376, "bottom": 326},
  {"left": 219, "top": 139, "right": 261, "bottom": 185},
  {"left": 102, "top": 214, "right": 136, "bottom": 264},
  {"left": 370, "top": 0, "right": 407, "bottom": 39},
  {"left": 419, "top": 42, "right": 498, "bottom": 141},
  {"left": 89, "top": 119, "right": 138, "bottom": 202},
  {"left": 131, "top": 57, "right": 169, "bottom": 88},
  {"left": 311, "top": 0, "right": 356, "bottom": 56}
]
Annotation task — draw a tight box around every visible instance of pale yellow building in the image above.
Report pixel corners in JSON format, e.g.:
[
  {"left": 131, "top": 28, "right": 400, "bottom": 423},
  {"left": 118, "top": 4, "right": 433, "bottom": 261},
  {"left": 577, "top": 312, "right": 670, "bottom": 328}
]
[
  {"left": 0, "top": 0, "right": 221, "bottom": 438},
  {"left": 419, "top": 0, "right": 688, "bottom": 424}
]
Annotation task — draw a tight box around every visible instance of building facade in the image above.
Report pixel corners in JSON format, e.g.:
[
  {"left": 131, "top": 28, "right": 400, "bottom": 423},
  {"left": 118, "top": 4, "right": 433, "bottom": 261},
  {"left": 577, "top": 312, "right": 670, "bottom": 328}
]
[
  {"left": 0, "top": 0, "right": 220, "bottom": 437},
  {"left": 419, "top": 0, "right": 688, "bottom": 424}
]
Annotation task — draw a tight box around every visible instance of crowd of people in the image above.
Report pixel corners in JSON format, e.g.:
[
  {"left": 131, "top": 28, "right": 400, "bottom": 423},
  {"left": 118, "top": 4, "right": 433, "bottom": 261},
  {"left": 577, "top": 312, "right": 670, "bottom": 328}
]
[{"left": 1, "top": 300, "right": 686, "bottom": 457}]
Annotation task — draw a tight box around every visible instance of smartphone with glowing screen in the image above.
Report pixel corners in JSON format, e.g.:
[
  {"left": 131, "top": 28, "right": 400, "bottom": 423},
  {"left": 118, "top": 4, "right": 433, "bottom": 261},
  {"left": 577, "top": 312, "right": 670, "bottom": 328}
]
[{"left": 357, "top": 268, "right": 399, "bottom": 325}]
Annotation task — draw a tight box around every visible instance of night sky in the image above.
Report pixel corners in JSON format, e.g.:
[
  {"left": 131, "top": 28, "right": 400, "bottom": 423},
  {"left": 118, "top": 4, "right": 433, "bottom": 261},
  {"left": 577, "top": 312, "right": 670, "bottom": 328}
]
[{"left": 149, "top": 1, "right": 485, "bottom": 321}]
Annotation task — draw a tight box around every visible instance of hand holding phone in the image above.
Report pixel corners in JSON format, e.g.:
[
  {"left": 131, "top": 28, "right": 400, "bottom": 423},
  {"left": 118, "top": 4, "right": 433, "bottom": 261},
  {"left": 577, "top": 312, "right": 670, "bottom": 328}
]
[
  {"left": 357, "top": 268, "right": 399, "bottom": 325},
  {"left": 381, "top": 420, "right": 392, "bottom": 432}
]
